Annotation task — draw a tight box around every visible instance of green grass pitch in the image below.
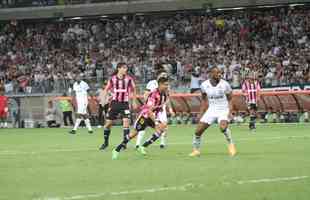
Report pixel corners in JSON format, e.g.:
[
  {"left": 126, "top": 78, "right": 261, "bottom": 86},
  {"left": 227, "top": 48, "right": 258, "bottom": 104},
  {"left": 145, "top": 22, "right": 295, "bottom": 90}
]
[{"left": 0, "top": 124, "right": 310, "bottom": 200}]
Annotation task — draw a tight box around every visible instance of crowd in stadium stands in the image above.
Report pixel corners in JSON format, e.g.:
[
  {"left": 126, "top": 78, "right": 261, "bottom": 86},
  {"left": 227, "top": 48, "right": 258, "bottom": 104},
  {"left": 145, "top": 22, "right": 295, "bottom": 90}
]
[{"left": 1, "top": 6, "right": 310, "bottom": 94}]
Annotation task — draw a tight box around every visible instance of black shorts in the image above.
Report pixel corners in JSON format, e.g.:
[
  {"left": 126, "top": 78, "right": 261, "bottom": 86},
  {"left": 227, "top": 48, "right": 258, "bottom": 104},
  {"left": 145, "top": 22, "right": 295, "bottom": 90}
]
[
  {"left": 106, "top": 101, "right": 130, "bottom": 120},
  {"left": 248, "top": 103, "right": 258, "bottom": 111},
  {"left": 134, "top": 116, "right": 155, "bottom": 132}
]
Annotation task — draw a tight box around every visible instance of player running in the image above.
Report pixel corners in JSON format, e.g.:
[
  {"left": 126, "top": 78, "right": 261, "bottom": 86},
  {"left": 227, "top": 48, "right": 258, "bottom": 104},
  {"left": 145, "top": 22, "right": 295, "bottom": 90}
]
[
  {"left": 135, "top": 70, "right": 174, "bottom": 149},
  {"left": 0, "top": 88, "right": 8, "bottom": 128},
  {"left": 242, "top": 72, "right": 261, "bottom": 131},
  {"left": 189, "top": 66, "right": 237, "bottom": 157},
  {"left": 69, "top": 74, "right": 93, "bottom": 134},
  {"left": 99, "top": 63, "right": 137, "bottom": 150},
  {"left": 111, "top": 77, "right": 170, "bottom": 160}
]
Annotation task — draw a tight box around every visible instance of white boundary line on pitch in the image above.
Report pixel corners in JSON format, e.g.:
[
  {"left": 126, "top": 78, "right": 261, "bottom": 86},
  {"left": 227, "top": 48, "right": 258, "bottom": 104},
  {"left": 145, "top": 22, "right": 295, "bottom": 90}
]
[
  {"left": 34, "top": 175, "right": 309, "bottom": 200},
  {"left": 33, "top": 183, "right": 196, "bottom": 200},
  {"left": 0, "top": 135, "right": 309, "bottom": 156},
  {"left": 236, "top": 175, "right": 309, "bottom": 184}
]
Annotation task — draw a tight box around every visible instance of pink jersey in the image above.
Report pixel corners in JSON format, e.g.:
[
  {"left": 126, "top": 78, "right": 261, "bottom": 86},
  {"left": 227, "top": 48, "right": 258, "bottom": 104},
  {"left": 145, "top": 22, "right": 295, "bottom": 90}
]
[
  {"left": 242, "top": 80, "right": 261, "bottom": 104},
  {"left": 106, "top": 74, "right": 135, "bottom": 103},
  {"left": 140, "top": 89, "right": 168, "bottom": 118}
]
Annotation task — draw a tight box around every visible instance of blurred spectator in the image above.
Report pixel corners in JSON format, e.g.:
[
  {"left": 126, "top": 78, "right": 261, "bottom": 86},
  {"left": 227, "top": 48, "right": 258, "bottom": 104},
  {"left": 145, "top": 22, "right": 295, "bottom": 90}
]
[
  {"left": 182, "top": 112, "right": 190, "bottom": 124},
  {"left": 176, "top": 113, "right": 182, "bottom": 124},
  {"left": 97, "top": 81, "right": 110, "bottom": 126},
  {"left": 58, "top": 93, "right": 74, "bottom": 126},
  {"left": 46, "top": 101, "right": 60, "bottom": 128},
  {"left": 190, "top": 66, "right": 203, "bottom": 93}
]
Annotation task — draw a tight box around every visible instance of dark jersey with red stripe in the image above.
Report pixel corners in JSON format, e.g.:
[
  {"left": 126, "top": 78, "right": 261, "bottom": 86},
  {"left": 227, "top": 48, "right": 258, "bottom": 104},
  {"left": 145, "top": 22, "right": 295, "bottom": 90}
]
[
  {"left": 106, "top": 75, "right": 135, "bottom": 103},
  {"left": 242, "top": 80, "right": 261, "bottom": 104}
]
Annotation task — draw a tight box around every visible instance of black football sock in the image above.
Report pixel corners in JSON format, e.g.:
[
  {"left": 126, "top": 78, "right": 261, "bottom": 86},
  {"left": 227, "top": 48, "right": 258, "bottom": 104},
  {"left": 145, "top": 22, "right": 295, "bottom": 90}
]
[
  {"left": 104, "top": 128, "right": 111, "bottom": 145},
  {"left": 142, "top": 132, "right": 161, "bottom": 147}
]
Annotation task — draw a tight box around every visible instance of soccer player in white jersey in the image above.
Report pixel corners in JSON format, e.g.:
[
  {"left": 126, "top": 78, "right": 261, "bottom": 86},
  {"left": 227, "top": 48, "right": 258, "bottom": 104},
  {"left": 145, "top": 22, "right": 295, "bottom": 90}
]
[
  {"left": 189, "top": 66, "right": 237, "bottom": 157},
  {"left": 135, "top": 71, "right": 174, "bottom": 149},
  {"left": 69, "top": 74, "right": 93, "bottom": 134}
]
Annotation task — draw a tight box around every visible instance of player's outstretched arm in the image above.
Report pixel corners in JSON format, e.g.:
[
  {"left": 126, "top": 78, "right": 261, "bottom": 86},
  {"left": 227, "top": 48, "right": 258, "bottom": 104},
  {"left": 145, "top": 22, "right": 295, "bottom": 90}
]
[
  {"left": 131, "top": 80, "right": 138, "bottom": 110},
  {"left": 226, "top": 92, "right": 233, "bottom": 119},
  {"left": 198, "top": 93, "right": 208, "bottom": 120}
]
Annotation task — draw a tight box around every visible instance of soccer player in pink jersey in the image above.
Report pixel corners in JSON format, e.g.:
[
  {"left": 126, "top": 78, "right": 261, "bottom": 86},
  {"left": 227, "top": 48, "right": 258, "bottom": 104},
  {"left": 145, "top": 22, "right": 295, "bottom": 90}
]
[{"left": 111, "top": 77, "right": 169, "bottom": 160}]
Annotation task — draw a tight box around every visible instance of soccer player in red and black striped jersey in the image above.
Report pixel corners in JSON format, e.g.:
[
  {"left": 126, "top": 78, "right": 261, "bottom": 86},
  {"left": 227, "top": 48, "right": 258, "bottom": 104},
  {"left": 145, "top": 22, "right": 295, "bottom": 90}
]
[
  {"left": 242, "top": 73, "right": 261, "bottom": 131},
  {"left": 111, "top": 77, "right": 169, "bottom": 159},
  {"left": 99, "top": 63, "right": 137, "bottom": 150}
]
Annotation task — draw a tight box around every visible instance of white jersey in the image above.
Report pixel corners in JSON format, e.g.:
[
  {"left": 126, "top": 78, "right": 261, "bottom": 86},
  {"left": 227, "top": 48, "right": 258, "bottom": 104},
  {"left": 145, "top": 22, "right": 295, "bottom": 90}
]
[
  {"left": 73, "top": 80, "right": 89, "bottom": 104},
  {"left": 146, "top": 80, "right": 158, "bottom": 92},
  {"left": 200, "top": 79, "right": 232, "bottom": 111}
]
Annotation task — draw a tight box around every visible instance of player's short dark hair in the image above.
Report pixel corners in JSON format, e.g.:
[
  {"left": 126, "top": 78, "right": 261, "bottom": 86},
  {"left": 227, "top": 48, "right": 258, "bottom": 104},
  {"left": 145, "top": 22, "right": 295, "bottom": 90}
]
[
  {"left": 117, "top": 62, "right": 127, "bottom": 69},
  {"left": 158, "top": 77, "right": 169, "bottom": 84},
  {"left": 209, "top": 66, "right": 219, "bottom": 72}
]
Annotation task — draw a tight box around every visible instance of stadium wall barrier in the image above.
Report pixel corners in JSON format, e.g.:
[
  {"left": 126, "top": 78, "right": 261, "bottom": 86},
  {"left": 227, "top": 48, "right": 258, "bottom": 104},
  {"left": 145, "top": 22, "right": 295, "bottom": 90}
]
[
  {"left": 5, "top": 89, "right": 310, "bottom": 127},
  {"left": 53, "top": 90, "right": 310, "bottom": 114}
]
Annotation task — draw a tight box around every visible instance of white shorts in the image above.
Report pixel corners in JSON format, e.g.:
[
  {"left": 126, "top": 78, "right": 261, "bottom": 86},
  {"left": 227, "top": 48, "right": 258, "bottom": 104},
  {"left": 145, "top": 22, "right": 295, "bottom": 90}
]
[
  {"left": 77, "top": 101, "right": 88, "bottom": 115},
  {"left": 156, "top": 108, "right": 168, "bottom": 123},
  {"left": 200, "top": 109, "right": 229, "bottom": 125}
]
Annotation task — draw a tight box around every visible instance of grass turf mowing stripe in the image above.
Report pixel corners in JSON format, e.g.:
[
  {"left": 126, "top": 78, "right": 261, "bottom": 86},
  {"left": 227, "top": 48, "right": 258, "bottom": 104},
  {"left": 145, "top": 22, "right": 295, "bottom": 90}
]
[{"left": 0, "top": 135, "right": 308, "bottom": 156}]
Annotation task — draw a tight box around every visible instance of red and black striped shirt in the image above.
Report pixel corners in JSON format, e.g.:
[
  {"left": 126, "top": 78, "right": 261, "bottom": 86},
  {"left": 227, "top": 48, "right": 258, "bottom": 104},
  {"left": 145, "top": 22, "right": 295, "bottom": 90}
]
[
  {"left": 106, "top": 75, "right": 135, "bottom": 103},
  {"left": 242, "top": 80, "right": 261, "bottom": 104}
]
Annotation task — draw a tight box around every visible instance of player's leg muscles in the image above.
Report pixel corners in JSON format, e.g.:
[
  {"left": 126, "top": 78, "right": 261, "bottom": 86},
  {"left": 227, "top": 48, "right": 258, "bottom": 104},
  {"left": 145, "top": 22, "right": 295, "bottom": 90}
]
[
  {"left": 219, "top": 120, "right": 234, "bottom": 144},
  {"left": 220, "top": 120, "right": 237, "bottom": 156},
  {"left": 191, "top": 122, "right": 209, "bottom": 151},
  {"left": 195, "top": 122, "right": 209, "bottom": 136}
]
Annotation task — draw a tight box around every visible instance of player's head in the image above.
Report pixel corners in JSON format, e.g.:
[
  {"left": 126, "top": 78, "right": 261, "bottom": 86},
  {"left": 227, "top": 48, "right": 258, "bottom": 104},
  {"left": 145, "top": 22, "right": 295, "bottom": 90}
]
[
  {"left": 157, "top": 71, "right": 168, "bottom": 80},
  {"left": 115, "top": 62, "right": 128, "bottom": 76},
  {"left": 247, "top": 72, "right": 256, "bottom": 82},
  {"left": 209, "top": 66, "right": 222, "bottom": 81},
  {"left": 157, "top": 77, "right": 169, "bottom": 92},
  {"left": 75, "top": 74, "right": 82, "bottom": 83},
  {"left": 48, "top": 101, "right": 53, "bottom": 107}
]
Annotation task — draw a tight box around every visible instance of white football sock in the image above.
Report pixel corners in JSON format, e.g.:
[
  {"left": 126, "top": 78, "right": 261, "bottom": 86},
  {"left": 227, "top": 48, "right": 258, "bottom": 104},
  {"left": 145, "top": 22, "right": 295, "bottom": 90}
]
[
  {"left": 85, "top": 119, "right": 92, "bottom": 131},
  {"left": 160, "top": 132, "right": 166, "bottom": 146},
  {"left": 73, "top": 118, "right": 82, "bottom": 130},
  {"left": 193, "top": 135, "right": 202, "bottom": 150},
  {"left": 136, "top": 131, "right": 145, "bottom": 146}
]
